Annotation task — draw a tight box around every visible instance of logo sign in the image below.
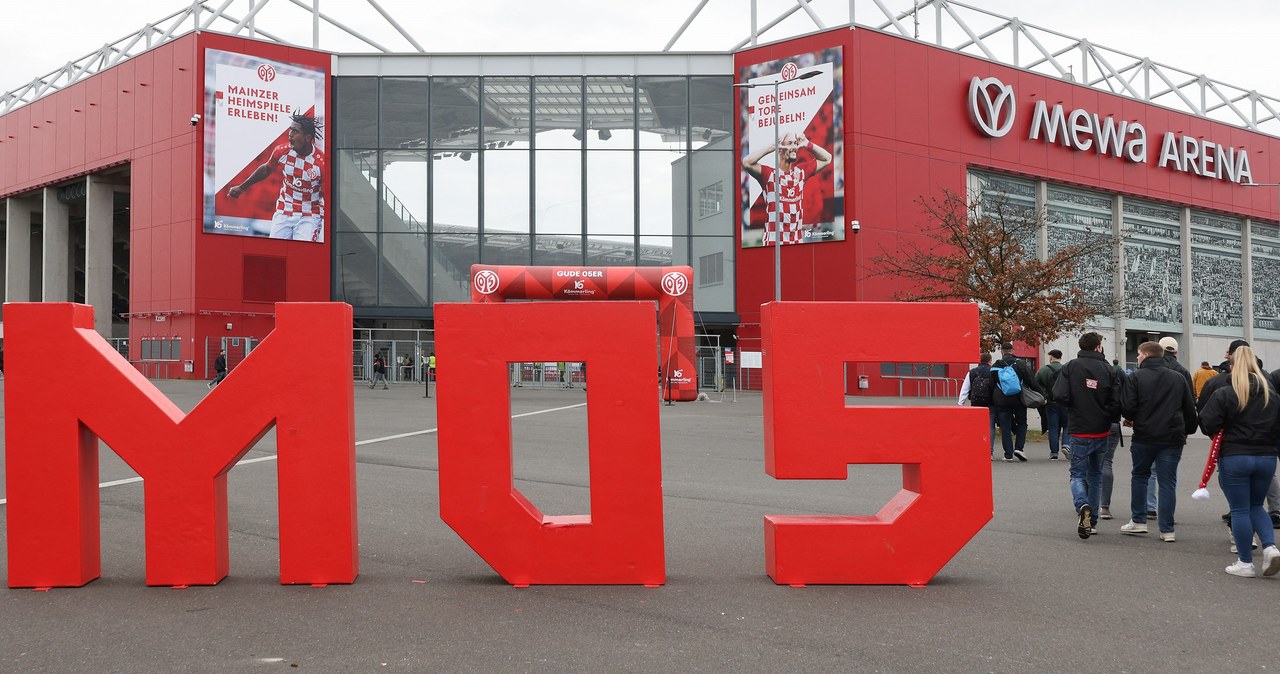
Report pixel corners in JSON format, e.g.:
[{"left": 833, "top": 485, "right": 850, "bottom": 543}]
[
  {"left": 780, "top": 62, "right": 798, "bottom": 81},
  {"left": 257, "top": 64, "right": 276, "bottom": 82},
  {"left": 968, "top": 76, "right": 1016, "bottom": 138},
  {"left": 473, "top": 270, "right": 500, "bottom": 295},
  {"left": 661, "top": 272, "right": 689, "bottom": 297}
]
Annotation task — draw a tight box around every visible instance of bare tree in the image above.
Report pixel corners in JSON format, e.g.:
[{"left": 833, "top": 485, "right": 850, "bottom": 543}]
[{"left": 869, "top": 188, "right": 1122, "bottom": 351}]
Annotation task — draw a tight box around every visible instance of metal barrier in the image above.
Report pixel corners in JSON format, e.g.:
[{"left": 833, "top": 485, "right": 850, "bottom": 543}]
[
  {"left": 128, "top": 360, "right": 180, "bottom": 379},
  {"left": 885, "top": 376, "right": 964, "bottom": 398}
]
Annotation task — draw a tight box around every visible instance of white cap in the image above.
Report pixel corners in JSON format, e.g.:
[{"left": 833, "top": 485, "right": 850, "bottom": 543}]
[{"left": 1158, "top": 336, "right": 1178, "bottom": 353}]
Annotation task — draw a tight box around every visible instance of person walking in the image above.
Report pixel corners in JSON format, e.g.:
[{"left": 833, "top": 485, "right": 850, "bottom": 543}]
[
  {"left": 1198, "top": 344, "right": 1280, "bottom": 577},
  {"left": 370, "top": 352, "right": 389, "bottom": 389},
  {"left": 1036, "top": 349, "right": 1068, "bottom": 460},
  {"left": 1053, "top": 332, "right": 1122, "bottom": 540},
  {"left": 1192, "top": 361, "right": 1217, "bottom": 399},
  {"left": 990, "top": 343, "right": 1042, "bottom": 463},
  {"left": 958, "top": 353, "right": 997, "bottom": 459},
  {"left": 1118, "top": 341, "right": 1198, "bottom": 542},
  {"left": 208, "top": 349, "right": 228, "bottom": 389}
]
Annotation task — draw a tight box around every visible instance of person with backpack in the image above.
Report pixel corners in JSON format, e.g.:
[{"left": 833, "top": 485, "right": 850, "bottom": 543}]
[
  {"left": 958, "top": 353, "right": 997, "bottom": 459},
  {"left": 1052, "top": 331, "right": 1122, "bottom": 540},
  {"left": 370, "top": 352, "right": 389, "bottom": 390},
  {"left": 990, "top": 342, "right": 1042, "bottom": 463},
  {"left": 1036, "top": 349, "right": 1068, "bottom": 460}
]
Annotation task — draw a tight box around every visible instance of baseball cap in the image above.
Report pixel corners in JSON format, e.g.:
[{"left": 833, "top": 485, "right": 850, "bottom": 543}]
[
  {"left": 1000, "top": 342, "right": 1014, "bottom": 352},
  {"left": 1158, "top": 336, "right": 1178, "bottom": 352},
  {"left": 1228, "top": 339, "right": 1250, "bottom": 355}
]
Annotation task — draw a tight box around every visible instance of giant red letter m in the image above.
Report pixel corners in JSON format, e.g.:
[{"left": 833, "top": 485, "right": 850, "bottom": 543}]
[{"left": 3, "top": 303, "right": 358, "bottom": 588}]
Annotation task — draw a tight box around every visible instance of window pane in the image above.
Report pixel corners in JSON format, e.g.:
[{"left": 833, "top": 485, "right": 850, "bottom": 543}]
[
  {"left": 586, "top": 232, "right": 635, "bottom": 266},
  {"left": 335, "top": 232, "right": 378, "bottom": 307},
  {"left": 1046, "top": 185, "right": 1114, "bottom": 311},
  {"left": 381, "top": 151, "right": 428, "bottom": 235},
  {"left": 1252, "top": 220, "right": 1280, "bottom": 332},
  {"left": 381, "top": 78, "right": 430, "bottom": 148},
  {"left": 535, "top": 77, "right": 582, "bottom": 149},
  {"left": 432, "top": 77, "right": 480, "bottom": 150},
  {"left": 587, "top": 151, "right": 634, "bottom": 235},
  {"left": 335, "top": 77, "right": 378, "bottom": 148},
  {"left": 638, "top": 235, "right": 674, "bottom": 267},
  {"left": 335, "top": 150, "right": 378, "bottom": 233},
  {"left": 689, "top": 150, "right": 732, "bottom": 235},
  {"left": 379, "top": 233, "right": 429, "bottom": 306},
  {"left": 482, "top": 233, "right": 531, "bottom": 266},
  {"left": 1190, "top": 210, "right": 1243, "bottom": 330},
  {"left": 535, "top": 150, "right": 581, "bottom": 234},
  {"left": 692, "top": 236, "right": 735, "bottom": 313},
  {"left": 483, "top": 76, "right": 532, "bottom": 149},
  {"left": 1122, "top": 198, "right": 1182, "bottom": 327},
  {"left": 432, "top": 153, "right": 478, "bottom": 232},
  {"left": 690, "top": 76, "right": 732, "bottom": 150},
  {"left": 484, "top": 150, "right": 530, "bottom": 233},
  {"left": 640, "top": 151, "right": 684, "bottom": 239},
  {"left": 638, "top": 76, "right": 688, "bottom": 150},
  {"left": 534, "top": 234, "right": 582, "bottom": 266},
  {"left": 432, "top": 232, "right": 477, "bottom": 303},
  {"left": 586, "top": 77, "right": 635, "bottom": 150}
]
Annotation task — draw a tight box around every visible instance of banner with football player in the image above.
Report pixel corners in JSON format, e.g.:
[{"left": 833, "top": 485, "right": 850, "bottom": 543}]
[
  {"left": 202, "top": 49, "right": 328, "bottom": 242},
  {"left": 739, "top": 47, "right": 844, "bottom": 248}
]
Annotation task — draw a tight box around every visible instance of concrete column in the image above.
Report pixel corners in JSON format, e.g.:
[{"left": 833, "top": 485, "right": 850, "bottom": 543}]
[
  {"left": 42, "top": 187, "right": 70, "bottom": 301},
  {"left": 1243, "top": 218, "right": 1254, "bottom": 344},
  {"left": 86, "top": 176, "right": 114, "bottom": 337},
  {"left": 1113, "top": 194, "right": 1126, "bottom": 361},
  {"left": 1180, "top": 207, "right": 1193, "bottom": 353},
  {"left": 5, "top": 196, "right": 34, "bottom": 302}
]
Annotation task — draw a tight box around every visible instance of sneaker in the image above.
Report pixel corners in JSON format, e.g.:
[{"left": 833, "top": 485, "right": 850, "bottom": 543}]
[
  {"left": 1061, "top": 445, "right": 1070, "bottom": 459},
  {"left": 1049, "top": 455, "right": 1060, "bottom": 461},
  {"left": 1159, "top": 532, "right": 1176, "bottom": 543},
  {"left": 1225, "top": 560, "right": 1256, "bottom": 577},
  {"left": 1089, "top": 528, "right": 1098, "bottom": 535},
  {"left": 1230, "top": 539, "right": 1261, "bottom": 554},
  {"left": 1078, "top": 505, "right": 1093, "bottom": 539},
  {"left": 1013, "top": 449, "right": 1027, "bottom": 462},
  {"left": 1146, "top": 510, "right": 1158, "bottom": 518},
  {"left": 1002, "top": 457, "right": 1014, "bottom": 462},
  {"left": 1099, "top": 507, "right": 1113, "bottom": 520},
  {"left": 1263, "top": 546, "right": 1280, "bottom": 577},
  {"left": 1271, "top": 512, "right": 1280, "bottom": 529},
  {"left": 1120, "top": 521, "right": 1148, "bottom": 535}
]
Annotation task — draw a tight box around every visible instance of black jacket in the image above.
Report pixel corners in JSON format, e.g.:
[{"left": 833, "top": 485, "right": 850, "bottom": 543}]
[
  {"left": 1052, "top": 350, "right": 1120, "bottom": 435},
  {"left": 1163, "top": 353, "right": 1192, "bottom": 388},
  {"left": 1199, "top": 376, "right": 1280, "bottom": 457},
  {"left": 1199, "top": 356, "right": 1267, "bottom": 411},
  {"left": 990, "top": 354, "right": 1040, "bottom": 407},
  {"left": 214, "top": 354, "right": 227, "bottom": 373},
  {"left": 1120, "top": 358, "right": 1197, "bottom": 446}
]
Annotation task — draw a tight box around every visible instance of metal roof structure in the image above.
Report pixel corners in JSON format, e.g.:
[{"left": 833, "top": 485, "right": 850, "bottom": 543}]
[{"left": 5, "top": 0, "right": 1280, "bottom": 138}]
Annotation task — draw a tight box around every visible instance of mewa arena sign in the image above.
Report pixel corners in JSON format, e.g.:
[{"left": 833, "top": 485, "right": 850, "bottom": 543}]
[{"left": 968, "top": 76, "right": 1253, "bottom": 184}]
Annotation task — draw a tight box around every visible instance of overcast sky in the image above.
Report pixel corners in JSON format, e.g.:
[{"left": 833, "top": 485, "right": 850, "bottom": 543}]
[{"left": 3, "top": 0, "right": 1279, "bottom": 118}]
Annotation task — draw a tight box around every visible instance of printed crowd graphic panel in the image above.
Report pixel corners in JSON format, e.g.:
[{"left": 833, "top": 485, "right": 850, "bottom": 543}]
[{"left": 468, "top": 265, "right": 697, "bottom": 401}]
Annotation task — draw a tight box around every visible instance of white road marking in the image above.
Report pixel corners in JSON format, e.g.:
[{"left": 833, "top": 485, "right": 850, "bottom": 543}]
[{"left": 0, "top": 402, "right": 586, "bottom": 505}]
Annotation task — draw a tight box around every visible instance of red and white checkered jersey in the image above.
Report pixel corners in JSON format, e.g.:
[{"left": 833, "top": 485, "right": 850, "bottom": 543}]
[
  {"left": 268, "top": 144, "right": 326, "bottom": 218},
  {"left": 761, "top": 161, "right": 815, "bottom": 246}
]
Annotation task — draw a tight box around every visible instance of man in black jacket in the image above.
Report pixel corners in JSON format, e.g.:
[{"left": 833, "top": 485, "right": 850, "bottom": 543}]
[
  {"left": 990, "top": 343, "right": 1042, "bottom": 463},
  {"left": 1118, "top": 341, "right": 1198, "bottom": 541},
  {"left": 1053, "top": 332, "right": 1121, "bottom": 540},
  {"left": 1158, "top": 336, "right": 1193, "bottom": 388}
]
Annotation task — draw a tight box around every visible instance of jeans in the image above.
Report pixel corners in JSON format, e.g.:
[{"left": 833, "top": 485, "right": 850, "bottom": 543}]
[
  {"left": 1100, "top": 424, "right": 1122, "bottom": 508},
  {"left": 1069, "top": 435, "right": 1108, "bottom": 525},
  {"left": 1219, "top": 454, "right": 1278, "bottom": 563},
  {"left": 995, "top": 405, "right": 1028, "bottom": 458},
  {"left": 1044, "top": 403, "right": 1068, "bottom": 457},
  {"left": 1129, "top": 442, "right": 1182, "bottom": 533},
  {"left": 1147, "top": 475, "right": 1158, "bottom": 513},
  {"left": 986, "top": 407, "right": 997, "bottom": 455}
]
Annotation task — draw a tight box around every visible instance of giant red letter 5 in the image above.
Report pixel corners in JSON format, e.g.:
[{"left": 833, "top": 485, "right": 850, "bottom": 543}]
[
  {"left": 4, "top": 303, "right": 358, "bottom": 588},
  {"left": 435, "top": 302, "right": 665, "bottom": 585},
  {"left": 762, "top": 302, "right": 991, "bottom": 586}
]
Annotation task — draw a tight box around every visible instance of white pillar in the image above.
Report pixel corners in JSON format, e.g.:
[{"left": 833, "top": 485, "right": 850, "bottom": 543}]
[
  {"left": 86, "top": 176, "right": 115, "bottom": 337},
  {"left": 42, "top": 187, "right": 70, "bottom": 302},
  {"left": 1180, "top": 207, "right": 1193, "bottom": 351},
  {"left": 5, "top": 196, "right": 34, "bottom": 302},
  {"left": 1113, "top": 194, "right": 1126, "bottom": 361},
  {"left": 1243, "top": 218, "right": 1255, "bottom": 344}
]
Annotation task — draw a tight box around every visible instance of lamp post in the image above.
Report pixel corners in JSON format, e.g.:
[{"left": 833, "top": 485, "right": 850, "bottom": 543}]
[{"left": 734, "top": 69, "right": 821, "bottom": 302}]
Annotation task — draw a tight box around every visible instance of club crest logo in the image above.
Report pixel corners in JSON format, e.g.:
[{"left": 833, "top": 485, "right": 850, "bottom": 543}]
[
  {"left": 257, "top": 64, "right": 277, "bottom": 83},
  {"left": 781, "top": 62, "right": 799, "bottom": 81},
  {"left": 661, "top": 272, "right": 689, "bottom": 297},
  {"left": 968, "top": 76, "right": 1016, "bottom": 138},
  {"left": 473, "top": 270, "right": 500, "bottom": 295}
]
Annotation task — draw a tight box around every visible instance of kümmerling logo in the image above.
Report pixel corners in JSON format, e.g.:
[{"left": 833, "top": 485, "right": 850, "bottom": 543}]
[
  {"left": 968, "top": 77, "right": 1016, "bottom": 138},
  {"left": 966, "top": 75, "right": 1252, "bottom": 184}
]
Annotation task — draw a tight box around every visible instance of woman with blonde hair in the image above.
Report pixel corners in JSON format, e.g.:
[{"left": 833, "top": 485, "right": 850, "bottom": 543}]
[{"left": 1199, "top": 345, "right": 1280, "bottom": 577}]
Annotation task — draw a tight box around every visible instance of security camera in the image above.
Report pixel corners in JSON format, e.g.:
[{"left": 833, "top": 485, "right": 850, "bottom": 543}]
[
  {"left": 190, "top": 114, "right": 201, "bottom": 126},
  {"left": 850, "top": 220, "right": 861, "bottom": 233}
]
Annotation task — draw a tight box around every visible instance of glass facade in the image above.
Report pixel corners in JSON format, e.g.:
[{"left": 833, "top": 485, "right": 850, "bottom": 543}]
[{"left": 333, "top": 74, "right": 734, "bottom": 316}]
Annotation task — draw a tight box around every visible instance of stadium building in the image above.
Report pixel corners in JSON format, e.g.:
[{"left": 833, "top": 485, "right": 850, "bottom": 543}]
[{"left": 3, "top": 2, "right": 1279, "bottom": 394}]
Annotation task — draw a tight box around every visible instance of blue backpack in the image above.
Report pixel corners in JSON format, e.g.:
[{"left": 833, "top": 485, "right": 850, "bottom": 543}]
[{"left": 996, "top": 363, "right": 1023, "bottom": 396}]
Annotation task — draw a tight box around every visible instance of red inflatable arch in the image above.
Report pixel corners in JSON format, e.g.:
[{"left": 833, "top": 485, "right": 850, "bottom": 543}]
[{"left": 469, "top": 265, "right": 698, "bottom": 402}]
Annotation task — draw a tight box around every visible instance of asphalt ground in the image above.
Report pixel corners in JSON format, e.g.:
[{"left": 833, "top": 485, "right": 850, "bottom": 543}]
[{"left": 1, "top": 380, "right": 1277, "bottom": 673}]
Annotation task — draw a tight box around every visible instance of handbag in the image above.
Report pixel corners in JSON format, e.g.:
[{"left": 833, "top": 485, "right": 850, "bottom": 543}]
[{"left": 1020, "top": 387, "right": 1046, "bottom": 408}]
